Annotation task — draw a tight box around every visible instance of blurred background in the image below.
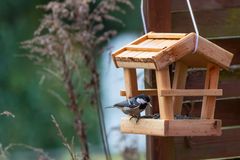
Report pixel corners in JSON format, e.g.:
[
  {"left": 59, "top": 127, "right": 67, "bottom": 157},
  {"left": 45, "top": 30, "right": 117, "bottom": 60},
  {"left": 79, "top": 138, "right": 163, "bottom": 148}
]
[{"left": 0, "top": 0, "right": 145, "bottom": 159}]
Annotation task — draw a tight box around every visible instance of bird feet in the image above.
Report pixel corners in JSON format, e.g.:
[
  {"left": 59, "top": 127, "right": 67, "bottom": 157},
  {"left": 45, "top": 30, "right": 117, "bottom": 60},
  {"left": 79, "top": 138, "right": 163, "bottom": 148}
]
[
  {"left": 129, "top": 116, "right": 141, "bottom": 123},
  {"left": 129, "top": 114, "right": 160, "bottom": 123}
]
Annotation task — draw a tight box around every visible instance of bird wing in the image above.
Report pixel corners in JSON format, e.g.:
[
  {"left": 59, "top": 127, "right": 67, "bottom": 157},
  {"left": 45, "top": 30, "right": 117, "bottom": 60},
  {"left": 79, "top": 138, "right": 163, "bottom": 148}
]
[{"left": 114, "top": 97, "right": 139, "bottom": 109}]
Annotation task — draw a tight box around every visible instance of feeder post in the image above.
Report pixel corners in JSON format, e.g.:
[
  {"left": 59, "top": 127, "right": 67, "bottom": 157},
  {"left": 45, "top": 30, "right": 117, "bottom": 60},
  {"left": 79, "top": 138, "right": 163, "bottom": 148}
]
[
  {"left": 123, "top": 68, "right": 138, "bottom": 98},
  {"left": 156, "top": 67, "right": 174, "bottom": 119},
  {"left": 144, "top": 0, "right": 174, "bottom": 159},
  {"left": 172, "top": 62, "right": 188, "bottom": 114},
  {"left": 201, "top": 63, "right": 220, "bottom": 119}
]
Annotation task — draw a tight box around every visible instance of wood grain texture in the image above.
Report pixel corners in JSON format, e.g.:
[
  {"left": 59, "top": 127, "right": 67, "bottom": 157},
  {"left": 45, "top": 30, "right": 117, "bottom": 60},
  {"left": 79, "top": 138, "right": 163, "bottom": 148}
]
[
  {"left": 201, "top": 63, "right": 220, "bottom": 119},
  {"left": 116, "top": 61, "right": 156, "bottom": 69},
  {"left": 172, "top": 62, "right": 188, "bottom": 114},
  {"left": 144, "top": 0, "right": 173, "bottom": 159},
  {"left": 120, "top": 89, "right": 157, "bottom": 96},
  {"left": 126, "top": 45, "right": 163, "bottom": 52},
  {"left": 153, "top": 33, "right": 195, "bottom": 70},
  {"left": 172, "top": 7, "right": 240, "bottom": 38},
  {"left": 120, "top": 117, "right": 222, "bottom": 136},
  {"left": 123, "top": 68, "right": 138, "bottom": 98},
  {"left": 155, "top": 67, "right": 174, "bottom": 119},
  {"left": 175, "top": 128, "right": 240, "bottom": 160},
  {"left": 197, "top": 36, "right": 234, "bottom": 69},
  {"left": 160, "top": 89, "right": 222, "bottom": 96},
  {"left": 147, "top": 32, "right": 186, "bottom": 39}
]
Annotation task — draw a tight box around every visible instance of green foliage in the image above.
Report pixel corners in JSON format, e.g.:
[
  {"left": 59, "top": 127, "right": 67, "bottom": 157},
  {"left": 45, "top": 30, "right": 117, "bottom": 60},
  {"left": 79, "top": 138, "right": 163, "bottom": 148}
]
[{"left": 0, "top": 0, "right": 141, "bottom": 156}]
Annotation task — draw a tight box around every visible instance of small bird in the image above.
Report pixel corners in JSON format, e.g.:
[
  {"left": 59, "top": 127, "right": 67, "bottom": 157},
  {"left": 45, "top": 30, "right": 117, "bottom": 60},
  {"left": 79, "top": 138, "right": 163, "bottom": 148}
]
[{"left": 106, "top": 94, "right": 152, "bottom": 122}]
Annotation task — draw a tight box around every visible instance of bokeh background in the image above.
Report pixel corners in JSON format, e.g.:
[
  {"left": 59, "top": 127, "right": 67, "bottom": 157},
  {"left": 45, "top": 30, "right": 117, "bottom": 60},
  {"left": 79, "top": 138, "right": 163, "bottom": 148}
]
[{"left": 0, "top": 0, "right": 146, "bottom": 159}]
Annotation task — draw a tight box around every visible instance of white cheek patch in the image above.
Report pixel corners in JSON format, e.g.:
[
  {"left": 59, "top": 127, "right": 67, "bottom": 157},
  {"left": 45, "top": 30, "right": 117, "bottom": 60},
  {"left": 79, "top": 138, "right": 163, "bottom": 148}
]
[{"left": 136, "top": 98, "right": 147, "bottom": 104}]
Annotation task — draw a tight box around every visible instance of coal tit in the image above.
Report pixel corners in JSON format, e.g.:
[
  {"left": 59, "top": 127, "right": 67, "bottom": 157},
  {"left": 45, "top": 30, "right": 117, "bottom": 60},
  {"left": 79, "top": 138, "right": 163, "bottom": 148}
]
[{"left": 106, "top": 94, "right": 152, "bottom": 122}]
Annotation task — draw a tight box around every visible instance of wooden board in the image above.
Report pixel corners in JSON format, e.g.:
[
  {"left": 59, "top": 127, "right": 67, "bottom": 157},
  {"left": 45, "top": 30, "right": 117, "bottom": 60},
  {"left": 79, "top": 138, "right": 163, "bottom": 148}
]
[
  {"left": 156, "top": 67, "right": 174, "bottom": 119},
  {"left": 123, "top": 68, "right": 138, "bottom": 98},
  {"left": 174, "top": 128, "right": 240, "bottom": 160},
  {"left": 147, "top": 32, "right": 186, "bottom": 39},
  {"left": 153, "top": 33, "right": 195, "bottom": 70},
  {"left": 160, "top": 89, "right": 222, "bottom": 96},
  {"left": 115, "top": 61, "right": 156, "bottom": 69},
  {"left": 120, "top": 117, "right": 222, "bottom": 136},
  {"left": 172, "top": 62, "right": 188, "bottom": 114},
  {"left": 201, "top": 63, "right": 220, "bottom": 119},
  {"left": 172, "top": 0, "right": 240, "bottom": 12},
  {"left": 172, "top": 7, "right": 240, "bottom": 38},
  {"left": 197, "top": 36, "right": 234, "bottom": 69},
  {"left": 120, "top": 89, "right": 157, "bottom": 96}
]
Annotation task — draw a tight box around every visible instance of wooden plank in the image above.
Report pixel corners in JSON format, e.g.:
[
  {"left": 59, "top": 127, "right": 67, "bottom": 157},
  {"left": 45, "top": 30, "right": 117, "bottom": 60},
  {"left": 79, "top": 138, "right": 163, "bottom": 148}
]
[
  {"left": 182, "top": 98, "right": 240, "bottom": 127},
  {"left": 120, "top": 117, "right": 222, "bottom": 136},
  {"left": 116, "top": 61, "right": 156, "bottom": 69},
  {"left": 130, "top": 34, "right": 148, "bottom": 45},
  {"left": 172, "top": 0, "right": 240, "bottom": 12},
  {"left": 172, "top": 62, "right": 188, "bottom": 114},
  {"left": 155, "top": 67, "right": 174, "bottom": 119},
  {"left": 123, "top": 68, "right": 138, "bottom": 98},
  {"left": 197, "top": 36, "right": 234, "bottom": 69},
  {"left": 210, "top": 37, "right": 240, "bottom": 65},
  {"left": 120, "top": 88, "right": 223, "bottom": 97},
  {"left": 172, "top": 8, "right": 240, "bottom": 38},
  {"left": 167, "top": 119, "right": 221, "bottom": 136},
  {"left": 111, "top": 47, "right": 126, "bottom": 67},
  {"left": 154, "top": 40, "right": 179, "bottom": 49},
  {"left": 175, "top": 128, "right": 240, "bottom": 160},
  {"left": 147, "top": 32, "right": 186, "bottom": 39},
  {"left": 138, "top": 39, "right": 154, "bottom": 47},
  {"left": 145, "top": 0, "right": 173, "bottom": 159},
  {"left": 112, "top": 34, "right": 149, "bottom": 67},
  {"left": 126, "top": 45, "right": 163, "bottom": 52},
  {"left": 160, "top": 89, "right": 223, "bottom": 96},
  {"left": 201, "top": 63, "right": 220, "bottom": 119},
  {"left": 153, "top": 33, "right": 195, "bottom": 70},
  {"left": 120, "top": 89, "right": 157, "bottom": 96},
  {"left": 120, "top": 117, "right": 165, "bottom": 136}
]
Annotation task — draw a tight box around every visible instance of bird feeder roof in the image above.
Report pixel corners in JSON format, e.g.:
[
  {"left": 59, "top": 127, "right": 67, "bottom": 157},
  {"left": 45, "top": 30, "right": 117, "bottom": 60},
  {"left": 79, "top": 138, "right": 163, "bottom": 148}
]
[{"left": 112, "top": 32, "right": 234, "bottom": 70}]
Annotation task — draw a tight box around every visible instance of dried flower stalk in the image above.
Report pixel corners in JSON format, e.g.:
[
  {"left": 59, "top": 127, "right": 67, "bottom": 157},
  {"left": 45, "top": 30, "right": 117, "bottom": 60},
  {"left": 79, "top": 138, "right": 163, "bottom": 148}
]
[{"left": 22, "top": 0, "right": 133, "bottom": 159}]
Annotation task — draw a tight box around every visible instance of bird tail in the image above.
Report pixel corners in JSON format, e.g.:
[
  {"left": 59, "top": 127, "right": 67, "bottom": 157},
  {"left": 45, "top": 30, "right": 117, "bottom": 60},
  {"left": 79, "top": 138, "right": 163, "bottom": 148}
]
[{"left": 104, "top": 106, "right": 115, "bottom": 109}]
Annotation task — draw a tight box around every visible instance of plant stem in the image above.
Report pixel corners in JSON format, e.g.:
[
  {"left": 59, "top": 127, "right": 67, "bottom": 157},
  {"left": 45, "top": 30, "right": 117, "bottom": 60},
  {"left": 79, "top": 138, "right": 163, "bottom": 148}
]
[{"left": 61, "top": 52, "right": 89, "bottom": 160}]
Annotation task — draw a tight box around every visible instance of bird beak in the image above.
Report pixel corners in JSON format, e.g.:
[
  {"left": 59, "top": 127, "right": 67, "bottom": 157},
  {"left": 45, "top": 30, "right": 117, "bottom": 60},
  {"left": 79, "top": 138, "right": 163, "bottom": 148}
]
[{"left": 148, "top": 102, "right": 152, "bottom": 108}]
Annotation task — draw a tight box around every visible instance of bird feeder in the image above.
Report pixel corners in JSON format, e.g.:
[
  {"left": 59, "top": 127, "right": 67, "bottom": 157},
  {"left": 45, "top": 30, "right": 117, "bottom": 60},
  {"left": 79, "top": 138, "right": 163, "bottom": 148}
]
[{"left": 112, "top": 32, "right": 234, "bottom": 136}]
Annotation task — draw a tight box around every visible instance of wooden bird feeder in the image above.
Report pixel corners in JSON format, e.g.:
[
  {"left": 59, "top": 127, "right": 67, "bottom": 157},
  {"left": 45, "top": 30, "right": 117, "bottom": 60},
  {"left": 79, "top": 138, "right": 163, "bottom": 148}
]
[{"left": 112, "top": 32, "right": 234, "bottom": 136}]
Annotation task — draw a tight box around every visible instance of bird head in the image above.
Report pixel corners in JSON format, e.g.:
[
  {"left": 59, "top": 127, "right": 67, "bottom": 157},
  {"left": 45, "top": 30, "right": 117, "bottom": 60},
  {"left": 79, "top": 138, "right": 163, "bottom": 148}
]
[{"left": 136, "top": 94, "right": 152, "bottom": 107}]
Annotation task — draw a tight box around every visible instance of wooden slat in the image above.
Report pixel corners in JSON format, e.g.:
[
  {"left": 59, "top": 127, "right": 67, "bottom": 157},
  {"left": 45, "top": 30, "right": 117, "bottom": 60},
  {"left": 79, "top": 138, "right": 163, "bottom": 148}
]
[
  {"left": 147, "top": 32, "right": 187, "bottom": 39},
  {"left": 172, "top": 62, "right": 188, "bottom": 114},
  {"left": 116, "top": 61, "right": 156, "bottom": 69},
  {"left": 155, "top": 67, "right": 174, "bottom": 119},
  {"left": 125, "top": 45, "right": 163, "bottom": 52},
  {"left": 172, "top": 8, "right": 240, "bottom": 38},
  {"left": 197, "top": 36, "right": 234, "bottom": 69},
  {"left": 160, "top": 89, "right": 222, "bottom": 96},
  {"left": 120, "top": 89, "right": 157, "bottom": 96},
  {"left": 121, "top": 117, "right": 165, "bottom": 136},
  {"left": 175, "top": 128, "right": 240, "bottom": 160},
  {"left": 130, "top": 34, "right": 148, "bottom": 45},
  {"left": 155, "top": 40, "right": 179, "bottom": 49},
  {"left": 123, "top": 68, "right": 138, "bottom": 98},
  {"left": 138, "top": 39, "right": 153, "bottom": 46},
  {"left": 145, "top": 1, "right": 173, "bottom": 159},
  {"left": 112, "top": 34, "right": 148, "bottom": 67},
  {"left": 120, "top": 117, "right": 221, "bottom": 136},
  {"left": 201, "top": 63, "right": 220, "bottom": 119},
  {"left": 211, "top": 37, "right": 240, "bottom": 65},
  {"left": 183, "top": 98, "right": 240, "bottom": 127},
  {"left": 172, "top": 0, "right": 240, "bottom": 12},
  {"left": 153, "top": 33, "right": 195, "bottom": 70}
]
